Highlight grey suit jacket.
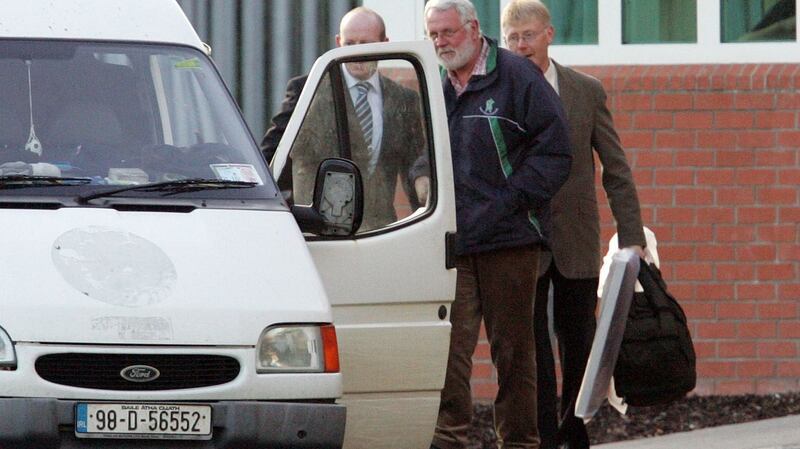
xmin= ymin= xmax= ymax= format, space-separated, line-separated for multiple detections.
xmin=539 ymin=61 xmax=645 ymax=279
xmin=291 ymin=73 xmax=425 ymax=232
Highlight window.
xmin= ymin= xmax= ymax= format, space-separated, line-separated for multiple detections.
xmin=721 ymin=0 xmax=796 ymax=42
xmin=622 ymin=0 xmax=697 ymax=44
xmin=288 ymin=58 xmax=431 ymax=234
xmin=542 ymin=0 xmax=598 ymax=45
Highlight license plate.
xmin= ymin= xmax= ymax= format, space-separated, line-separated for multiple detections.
xmin=75 ymin=403 xmax=212 ymax=440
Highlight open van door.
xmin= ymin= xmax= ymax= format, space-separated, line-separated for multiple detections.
xmin=272 ymin=41 xmax=456 ymax=449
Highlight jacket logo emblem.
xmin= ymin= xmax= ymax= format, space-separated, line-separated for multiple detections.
xmin=480 ymin=98 xmax=498 ymax=115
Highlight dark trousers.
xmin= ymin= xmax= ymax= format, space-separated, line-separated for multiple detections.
xmin=534 ymin=262 xmax=598 ymax=449
xmin=433 ymin=245 xmax=540 ymax=449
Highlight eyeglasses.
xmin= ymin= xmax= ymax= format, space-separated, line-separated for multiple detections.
xmin=426 ymin=22 xmax=469 ymax=41
xmin=505 ymin=29 xmax=544 ymax=46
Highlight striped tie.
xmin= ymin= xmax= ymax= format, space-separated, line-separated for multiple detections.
xmin=354 ymin=81 xmax=373 ymax=155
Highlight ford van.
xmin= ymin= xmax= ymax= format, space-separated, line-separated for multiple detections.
xmin=0 ymin=1 xmax=456 ymax=448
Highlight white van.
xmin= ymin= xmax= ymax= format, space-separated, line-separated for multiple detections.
xmin=0 ymin=1 xmax=456 ymax=448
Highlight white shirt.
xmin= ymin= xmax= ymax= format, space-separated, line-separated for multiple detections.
xmin=343 ymin=68 xmax=383 ymax=174
xmin=544 ymin=58 xmax=559 ymax=95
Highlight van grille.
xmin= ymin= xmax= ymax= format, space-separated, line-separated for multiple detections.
xmin=35 ymin=353 xmax=240 ymax=390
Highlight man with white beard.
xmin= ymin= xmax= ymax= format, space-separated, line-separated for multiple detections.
xmin=418 ymin=1 xmax=572 ymax=448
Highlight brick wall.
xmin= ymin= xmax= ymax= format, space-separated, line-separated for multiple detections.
xmin=470 ymin=63 xmax=800 ymax=400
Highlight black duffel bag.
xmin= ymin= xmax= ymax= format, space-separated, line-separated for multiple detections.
xmin=613 ymin=260 xmax=696 ymax=406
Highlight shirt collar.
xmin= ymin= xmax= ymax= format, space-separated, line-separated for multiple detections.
xmin=343 ymin=67 xmax=381 ymax=93
xmin=544 ymin=58 xmax=558 ymax=94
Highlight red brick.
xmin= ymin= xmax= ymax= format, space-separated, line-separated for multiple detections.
xmin=736 ymin=169 xmax=778 ymax=185
xmin=682 ymin=302 xmax=716 ymax=319
xmin=779 ymin=321 xmax=800 ymax=338
xmin=697 ymin=208 xmax=735 ymax=224
xmin=674 ymin=225 xmax=714 ymax=242
xmin=655 ymin=131 xmax=696 ymax=149
xmin=779 ymin=244 xmax=800 ymax=261
xmin=675 ymin=150 xmax=715 ymax=167
xmin=695 ymin=92 xmax=734 ymax=110
xmin=636 ymin=150 xmax=673 ymax=167
xmin=696 ymin=322 xmax=737 ymax=339
xmin=736 ymin=244 xmax=776 ymax=262
xmin=675 ymin=188 xmax=713 ymax=205
xmin=758 ymin=225 xmax=797 ymax=242
xmin=473 ymin=342 xmax=491 ymax=359
xmin=471 ymin=382 xmax=498 ymax=400
xmin=735 ymin=92 xmax=775 ymax=109
xmin=759 ymin=341 xmax=797 ymax=358
xmin=715 ymin=111 xmax=754 ymax=129
xmin=657 ymin=208 xmax=695 ymax=225
xmin=755 ymin=111 xmax=796 ymax=129
xmin=759 ymin=302 xmax=798 ymax=320
xmin=757 ymin=187 xmax=798 ymax=205
xmin=757 ymin=380 xmax=800 ymax=394
xmin=777 ymin=131 xmax=800 ymax=147
xmin=755 ymin=149 xmax=797 ymax=166
xmin=716 ymin=149 xmax=755 ymax=166
xmin=719 ymin=342 xmax=757 ymax=358
xmin=696 ymin=169 xmax=735 ymax=185
xmin=669 ymin=282 xmax=694 ymax=300
xmin=637 ymin=187 xmax=673 ymax=205
xmin=697 ymin=361 xmax=736 ymax=378
xmin=654 ymin=168 xmax=695 ymax=185
xmin=738 ymin=207 xmax=777 ymax=224
xmin=777 ymin=362 xmax=800 ymax=377
xmin=779 ymin=169 xmax=800 ymax=185
xmin=779 ymin=284 xmax=800 ymax=300
xmin=716 ymin=263 xmax=755 ymax=281
xmin=739 ymin=131 xmax=777 ymax=149
xmin=717 ymin=381 xmax=756 ymax=395
xmin=756 ymin=263 xmax=795 ymax=281
xmin=693 ymin=341 xmax=717 ymax=358
xmin=698 ymin=131 xmax=737 ymax=149
xmin=717 ymin=187 xmax=755 ymax=205
xmin=716 ymin=226 xmax=756 ymax=242
xmin=655 ymin=93 xmax=693 ymax=110
xmin=779 ymin=207 xmax=800 ymax=222
xmin=696 ymin=244 xmax=735 ymax=261
xmin=737 ymin=283 xmax=776 ymax=301
xmin=777 ymin=92 xmax=800 ymax=109
xmin=620 ymin=131 xmax=655 ymax=149
xmin=694 ymin=283 xmax=735 ymax=301
xmin=739 ymin=322 xmax=778 ymax=338
xmin=673 ymin=262 xmax=713 ymax=280
xmin=659 ymin=245 xmax=695 ymax=261
xmin=738 ymin=361 xmax=776 ymax=377
xmin=674 ymin=112 xmax=713 ymax=129
xmin=472 ymin=362 xmax=494 ymax=379
xmin=631 ymin=168 xmax=654 ymax=186
xmin=718 ymin=303 xmax=757 ymax=320
xmin=618 ymin=93 xmax=652 ymax=111
xmin=634 ymin=112 xmax=673 ymax=129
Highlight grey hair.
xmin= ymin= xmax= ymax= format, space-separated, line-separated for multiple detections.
xmin=424 ymin=0 xmax=482 ymax=34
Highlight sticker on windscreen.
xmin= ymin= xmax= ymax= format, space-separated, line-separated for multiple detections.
xmin=210 ymin=164 xmax=264 ymax=185
xmin=174 ymin=57 xmax=201 ymax=69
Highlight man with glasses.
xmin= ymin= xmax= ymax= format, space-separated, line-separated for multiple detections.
xmin=419 ymin=1 xmax=571 ymax=448
xmin=501 ymin=2 xmax=646 ymax=448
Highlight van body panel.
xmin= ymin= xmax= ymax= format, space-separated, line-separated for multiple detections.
xmin=0 ymin=208 xmax=330 ymax=346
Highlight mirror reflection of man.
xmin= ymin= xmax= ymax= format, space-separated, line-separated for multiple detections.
xmin=263 ymin=7 xmax=425 ymax=231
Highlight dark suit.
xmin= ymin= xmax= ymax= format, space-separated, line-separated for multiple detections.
xmin=290 ymin=73 xmax=425 ymax=231
xmin=260 ymin=75 xmax=307 ymax=193
xmin=535 ymin=61 xmax=646 ymax=449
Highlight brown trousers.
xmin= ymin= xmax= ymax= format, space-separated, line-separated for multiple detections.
xmin=433 ymin=244 xmax=541 ymax=449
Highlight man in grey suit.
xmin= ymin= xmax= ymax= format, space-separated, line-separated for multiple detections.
xmin=502 ymin=1 xmax=646 ymax=448
xmin=268 ymin=7 xmax=425 ymax=231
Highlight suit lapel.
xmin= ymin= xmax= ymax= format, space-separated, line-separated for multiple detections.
xmin=553 ymin=61 xmax=577 ymax=124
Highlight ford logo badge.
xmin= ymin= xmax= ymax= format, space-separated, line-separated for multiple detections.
xmin=120 ymin=365 xmax=161 ymax=383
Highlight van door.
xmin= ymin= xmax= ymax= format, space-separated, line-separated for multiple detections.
xmin=272 ymin=41 xmax=456 ymax=449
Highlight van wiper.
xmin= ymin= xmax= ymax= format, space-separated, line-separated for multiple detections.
xmin=76 ymin=178 xmax=258 ymax=204
xmin=0 ymin=174 xmax=93 ymax=188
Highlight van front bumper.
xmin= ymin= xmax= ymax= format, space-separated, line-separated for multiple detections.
xmin=0 ymin=398 xmax=345 ymax=448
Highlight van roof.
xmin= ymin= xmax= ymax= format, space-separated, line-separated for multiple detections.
xmin=0 ymin=0 xmax=204 ymax=50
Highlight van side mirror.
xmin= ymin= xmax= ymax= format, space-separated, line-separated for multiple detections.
xmin=291 ymin=158 xmax=363 ymax=236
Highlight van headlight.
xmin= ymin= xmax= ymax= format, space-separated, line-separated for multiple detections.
xmin=256 ymin=324 xmax=339 ymax=373
xmin=0 ymin=327 xmax=17 ymax=370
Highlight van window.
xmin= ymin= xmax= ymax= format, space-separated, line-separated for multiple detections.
xmin=287 ymin=58 xmax=432 ymax=234
xmin=0 ymin=41 xmax=276 ymax=202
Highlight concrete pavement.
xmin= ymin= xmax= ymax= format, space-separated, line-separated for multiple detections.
xmin=594 ymin=414 xmax=800 ymax=449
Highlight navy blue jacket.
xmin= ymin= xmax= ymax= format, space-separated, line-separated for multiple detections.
xmin=443 ymin=39 xmax=571 ymax=255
